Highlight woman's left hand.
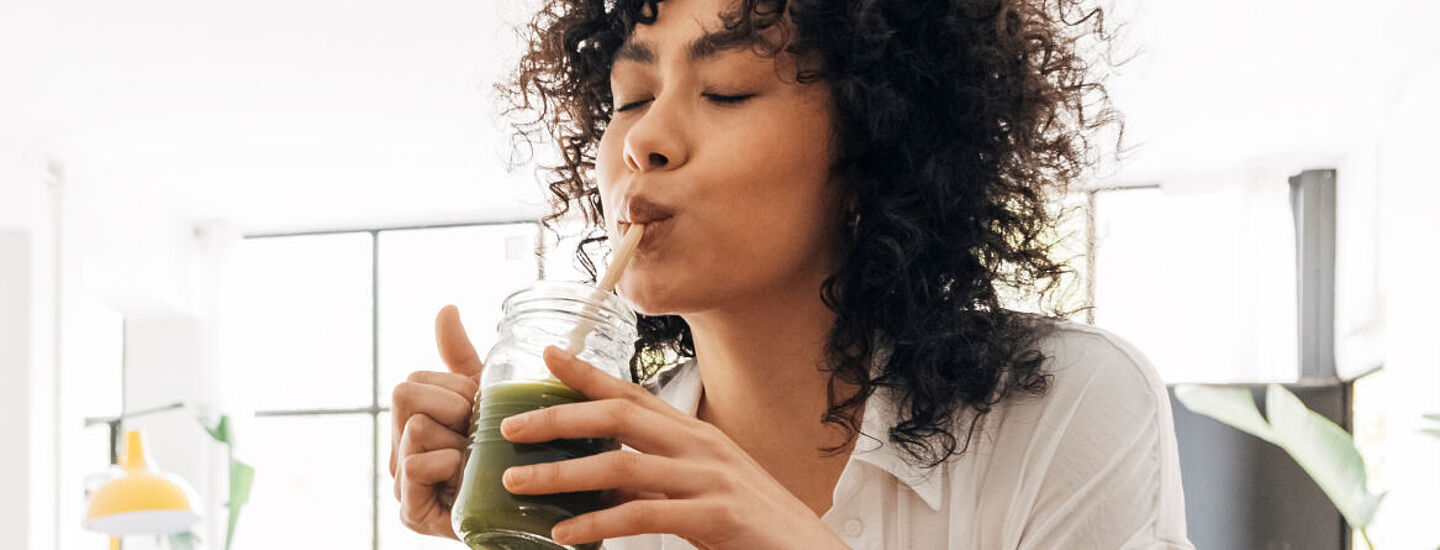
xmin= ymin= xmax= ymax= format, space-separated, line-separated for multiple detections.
xmin=498 ymin=346 xmax=850 ymax=550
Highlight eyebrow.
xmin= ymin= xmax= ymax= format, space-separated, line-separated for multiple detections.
xmin=614 ymin=30 xmax=761 ymax=64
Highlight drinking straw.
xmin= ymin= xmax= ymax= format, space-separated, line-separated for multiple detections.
xmin=563 ymin=224 xmax=645 ymax=355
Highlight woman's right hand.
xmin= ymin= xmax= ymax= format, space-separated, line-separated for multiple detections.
xmin=390 ymin=305 xmax=483 ymax=539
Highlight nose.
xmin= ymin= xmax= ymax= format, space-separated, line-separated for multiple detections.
xmin=622 ymin=96 xmax=689 ymax=173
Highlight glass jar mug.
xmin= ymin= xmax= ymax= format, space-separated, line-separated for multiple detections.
xmin=452 ymin=281 xmax=638 ymax=550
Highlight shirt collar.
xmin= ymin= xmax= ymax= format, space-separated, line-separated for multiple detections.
xmin=849 ymin=383 xmax=946 ymax=511
xmin=652 ymin=346 xmax=945 ymax=512
xmin=850 ymin=340 xmax=945 ymax=511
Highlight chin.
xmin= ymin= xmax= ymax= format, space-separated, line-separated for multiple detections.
xmin=617 ymin=279 xmax=681 ymax=317
xmin=617 ymin=267 xmax=703 ymax=317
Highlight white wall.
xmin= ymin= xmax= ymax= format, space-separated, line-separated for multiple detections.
xmin=0 ymin=153 xmax=59 ymax=550
xmin=0 ymin=229 xmax=39 ymax=550
xmin=1362 ymin=66 xmax=1440 ymax=550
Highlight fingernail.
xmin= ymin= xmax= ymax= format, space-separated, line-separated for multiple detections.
xmin=503 ymin=466 xmax=528 ymax=487
xmin=551 ymin=523 xmax=572 ymax=543
xmin=546 ymin=345 xmax=576 ymax=362
xmin=501 ymin=414 xmax=528 ymax=434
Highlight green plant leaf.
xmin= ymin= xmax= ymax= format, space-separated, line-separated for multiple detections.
xmin=226 ymin=459 xmax=255 ymax=550
xmin=1423 ymin=413 xmax=1440 ymax=422
xmin=202 ymin=415 xmax=233 ymax=446
xmin=1174 ymin=385 xmax=1278 ymax=444
xmin=167 ymin=531 xmax=199 ymax=550
xmin=1265 ymin=384 xmax=1384 ymax=529
xmin=1423 ymin=428 xmax=1440 ymax=440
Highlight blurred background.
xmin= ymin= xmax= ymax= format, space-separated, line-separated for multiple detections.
xmin=1 ymin=0 xmax=1436 ymax=548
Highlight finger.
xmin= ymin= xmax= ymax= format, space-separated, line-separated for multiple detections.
xmin=406 ymin=370 xmax=479 ymax=403
xmin=500 ymin=398 xmax=688 ymax=456
xmin=502 ymin=450 xmax=711 ymax=497
xmin=399 ymin=448 xmax=464 ymax=539
xmin=541 ymin=346 xmax=680 ymax=418
xmin=550 ymin=499 xmax=722 ymax=546
xmin=436 ymin=305 xmax=484 ymax=377
xmin=396 ymin=413 xmax=470 ymax=499
xmin=388 ymin=371 xmax=475 ymax=478
xmin=606 ymin=487 xmax=668 ymax=507
xmin=391 ymin=381 xmax=474 ymax=478
xmin=402 ymin=413 xmax=471 ymax=457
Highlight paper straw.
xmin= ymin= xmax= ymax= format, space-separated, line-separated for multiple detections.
xmin=564 ymin=224 xmax=645 ymax=355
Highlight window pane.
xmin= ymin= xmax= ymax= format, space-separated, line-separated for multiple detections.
xmin=1092 ymin=185 xmax=1298 ymax=383
xmin=377 ymin=412 xmax=462 ymax=549
xmin=378 ymin=224 xmax=537 ymax=406
xmin=233 ymin=415 xmax=373 ymax=550
xmin=227 ymin=233 xmax=373 ymax=410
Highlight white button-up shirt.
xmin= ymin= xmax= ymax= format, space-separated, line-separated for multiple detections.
xmin=605 ymin=322 xmax=1195 ymax=549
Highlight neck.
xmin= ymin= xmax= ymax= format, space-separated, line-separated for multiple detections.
xmin=686 ymin=280 xmax=840 ymax=437
xmin=681 ymin=273 xmax=861 ymax=514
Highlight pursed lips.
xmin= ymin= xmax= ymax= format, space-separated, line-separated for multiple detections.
xmin=619 ymin=196 xmax=675 ymax=225
xmin=618 ymin=197 xmax=677 ymax=252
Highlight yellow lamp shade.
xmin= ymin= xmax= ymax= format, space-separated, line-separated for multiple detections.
xmin=83 ymin=430 xmax=201 ymax=536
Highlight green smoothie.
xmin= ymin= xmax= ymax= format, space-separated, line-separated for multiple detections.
xmin=453 ymin=379 xmax=617 ymax=550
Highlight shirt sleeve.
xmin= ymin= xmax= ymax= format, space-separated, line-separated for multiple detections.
xmin=1011 ymin=330 xmax=1195 ymax=550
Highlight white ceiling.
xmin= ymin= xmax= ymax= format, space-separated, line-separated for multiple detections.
xmin=2 ymin=0 xmax=1436 ymax=233
xmin=1102 ymin=0 xmax=1437 ymax=183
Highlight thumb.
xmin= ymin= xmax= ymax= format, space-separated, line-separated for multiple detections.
xmin=435 ymin=305 xmax=483 ymax=378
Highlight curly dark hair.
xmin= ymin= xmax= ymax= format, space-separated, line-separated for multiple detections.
xmin=504 ymin=0 xmax=1119 ymax=468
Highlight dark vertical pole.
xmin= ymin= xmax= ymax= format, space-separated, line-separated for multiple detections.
xmin=1288 ymin=169 xmax=1348 ymax=548
xmin=108 ymin=420 xmax=120 ymax=465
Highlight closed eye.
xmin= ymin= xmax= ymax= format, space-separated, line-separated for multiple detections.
xmin=705 ymin=93 xmax=755 ymax=105
xmin=616 ymin=99 xmax=652 ymax=112
xmin=614 ymin=93 xmax=756 ymax=113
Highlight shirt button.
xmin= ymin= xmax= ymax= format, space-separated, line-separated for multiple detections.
xmin=842 ymin=518 xmax=864 ymax=537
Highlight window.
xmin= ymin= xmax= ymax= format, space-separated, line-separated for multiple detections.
xmin=1082 ymin=170 xmax=1303 ymax=384
xmin=223 ymin=223 xmax=539 ymax=550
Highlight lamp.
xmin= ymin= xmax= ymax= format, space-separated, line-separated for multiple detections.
xmin=83 ymin=430 xmax=201 ymax=546
xmin=84 ymin=402 xmax=252 ymax=550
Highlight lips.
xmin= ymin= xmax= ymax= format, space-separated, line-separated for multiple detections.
xmin=617 ymin=196 xmax=676 ymax=252
xmin=619 ymin=196 xmax=675 ymax=225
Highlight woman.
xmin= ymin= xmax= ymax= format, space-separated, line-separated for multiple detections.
xmin=391 ymin=0 xmax=1194 ymax=547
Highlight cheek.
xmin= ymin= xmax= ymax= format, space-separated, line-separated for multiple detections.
xmin=748 ymin=125 xmax=840 ymax=260
xmin=705 ymin=140 xmax=838 ymax=274
xmin=731 ymin=128 xmax=835 ymax=232
xmin=596 ymin=125 xmax=623 ymax=174
xmin=595 ymin=128 xmax=628 ymax=220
